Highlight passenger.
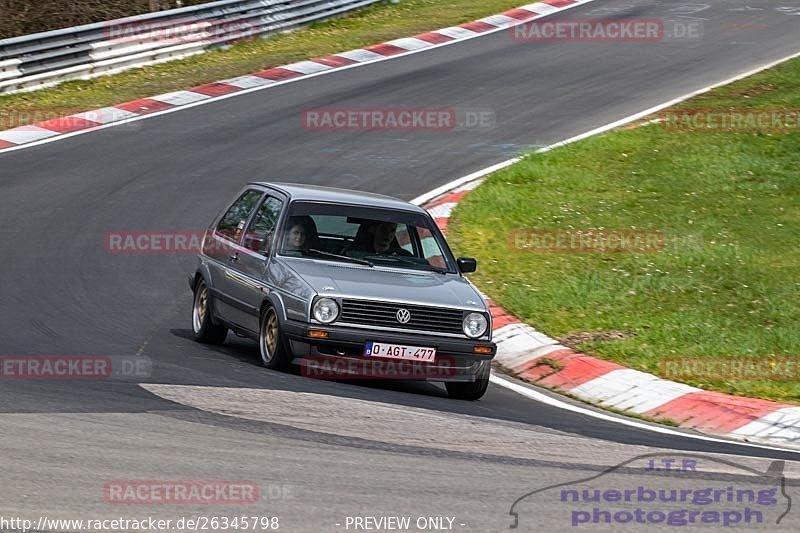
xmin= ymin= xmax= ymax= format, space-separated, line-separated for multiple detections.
xmin=283 ymin=216 xmax=317 ymax=252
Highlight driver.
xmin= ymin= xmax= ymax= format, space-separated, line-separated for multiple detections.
xmin=348 ymin=221 xmax=412 ymax=257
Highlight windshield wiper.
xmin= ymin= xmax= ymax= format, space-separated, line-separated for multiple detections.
xmin=303 ymin=248 xmax=373 ymax=267
xmin=364 ymin=255 xmax=448 ymax=273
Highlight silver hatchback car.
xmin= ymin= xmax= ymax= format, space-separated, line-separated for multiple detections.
xmin=189 ymin=183 xmax=496 ymax=399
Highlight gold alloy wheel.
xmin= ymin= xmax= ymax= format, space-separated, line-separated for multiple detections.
xmin=260 ymin=309 xmax=279 ymax=363
xmin=192 ymin=284 xmax=208 ymax=333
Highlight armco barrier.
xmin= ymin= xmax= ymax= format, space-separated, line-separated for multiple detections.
xmin=0 ymin=0 xmax=381 ymax=94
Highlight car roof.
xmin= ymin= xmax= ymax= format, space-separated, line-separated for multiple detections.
xmin=250 ymin=182 xmax=427 ymax=214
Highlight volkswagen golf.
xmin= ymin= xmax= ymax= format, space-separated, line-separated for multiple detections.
xmin=189 ymin=182 xmax=496 ymax=400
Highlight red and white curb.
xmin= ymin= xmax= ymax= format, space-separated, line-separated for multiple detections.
xmin=421 ymin=182 xmax=800 ymax=449
xmin=0 ymin=0 xmax=598 ymax=153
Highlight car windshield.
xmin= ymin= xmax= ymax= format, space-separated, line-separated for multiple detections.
xmin=279 ymin=201 xmax=454 ymax=273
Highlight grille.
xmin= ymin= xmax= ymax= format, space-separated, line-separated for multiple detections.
xmin=339 ymin=299 xmax=464 ymax=335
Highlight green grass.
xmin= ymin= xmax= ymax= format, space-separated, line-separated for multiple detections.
xmin=449 ymin=58 xmax=800 ymax=404
xmin=0 ymin=0 xmax=524 ymax=129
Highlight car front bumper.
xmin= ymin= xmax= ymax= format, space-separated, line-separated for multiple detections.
xmin=282 ymin=320 xmax=495 ymax=382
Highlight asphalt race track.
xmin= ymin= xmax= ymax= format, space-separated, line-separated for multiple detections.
xmin=2 ymin=0 xmax=800 ymax=531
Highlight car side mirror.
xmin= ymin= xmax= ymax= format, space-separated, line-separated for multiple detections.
xmin=457 ymin=257 xmax=477 ymax=274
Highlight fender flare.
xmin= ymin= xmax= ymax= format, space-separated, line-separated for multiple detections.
xmin=260 ymin=290 xmax=289 ymax=324
xmin=190 ymin=264 xmax=222 ymax=325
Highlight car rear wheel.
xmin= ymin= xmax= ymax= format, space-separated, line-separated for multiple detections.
xmin=445 ymin=361 xmax=490 ymax=400
xmin=259 ymin=306 xmax=290 ymax=370
xmin=192 ymin=280 xmax=227 ymax=344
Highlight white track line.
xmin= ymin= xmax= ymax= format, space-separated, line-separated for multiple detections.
xmin=411 ymin=158 xmax=520 ymax=205
xmin=489 ymin=374 xmax=800 ymax=454
xmin=411 ymin=49 xmax=800 ymax=206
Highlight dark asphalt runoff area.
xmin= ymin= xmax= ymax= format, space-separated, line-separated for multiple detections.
xmin=1 ymin=0 xmax=800 ymax=531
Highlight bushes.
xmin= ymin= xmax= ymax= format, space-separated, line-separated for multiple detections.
xmin=0 ymin=0 xmax=214 ymax=39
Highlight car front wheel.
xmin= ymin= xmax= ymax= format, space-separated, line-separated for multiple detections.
xmin=445 ymin=361 xmax=490 ymax=400
xmin=259 ymin=306 xmax=290 ymax=370
xmin=192 ymin=280 xmax=227 ymax=344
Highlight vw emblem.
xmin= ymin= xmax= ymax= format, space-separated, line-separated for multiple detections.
xmin=396 ymin=308 xmax=411 ymax=324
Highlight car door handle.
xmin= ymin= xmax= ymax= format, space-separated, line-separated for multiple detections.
xmin=229 ymin=252 xmax=239 ymax=262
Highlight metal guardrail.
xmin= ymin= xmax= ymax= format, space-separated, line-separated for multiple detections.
xmin=0 ymin=0 xmax=382 ymax=94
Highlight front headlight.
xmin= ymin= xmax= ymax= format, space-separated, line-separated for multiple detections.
xmin=312 ymin=297 xmax=339 ymax=324
xmin=463 ymin=312 xmax=488 ymax=338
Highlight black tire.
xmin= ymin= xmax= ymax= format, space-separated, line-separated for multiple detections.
xmin=445 ymin=361 xmax=490 ymax=400
xmin=191 ymin=279 xmax=228 ymax=344
xmin=259 ymin=306 xmax=290 ymax=370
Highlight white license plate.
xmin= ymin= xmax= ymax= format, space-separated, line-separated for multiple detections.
xmin=364 ymin=342 xmax=436 ymax=362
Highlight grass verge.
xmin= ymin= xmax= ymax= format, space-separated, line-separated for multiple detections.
xmin=0 ymin=0 xmax=524 ymax=129
xmin=449 ymin=57 xmax=800 ymax=404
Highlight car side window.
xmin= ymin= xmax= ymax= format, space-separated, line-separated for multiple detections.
xmin=243 ymin=196 xmax=283 ymax=255
xmin=216 ymin=190 xmax=263 ymax=242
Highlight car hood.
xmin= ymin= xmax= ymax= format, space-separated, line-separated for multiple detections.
xmin=278 ymin=257 xmax=486 ymax=312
